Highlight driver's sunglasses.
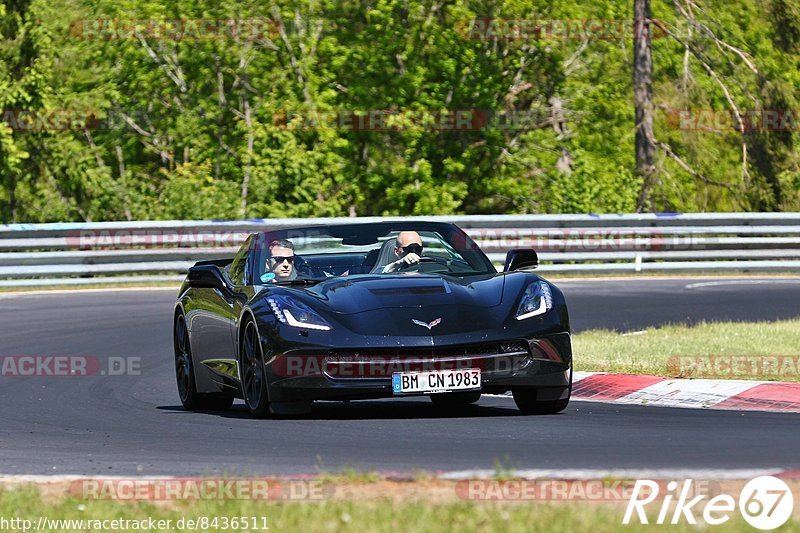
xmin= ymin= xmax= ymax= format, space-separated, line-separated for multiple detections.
xmin=401 ymin=243 xmax=423 ymax=255
xmin=270 ymin=255 xmax=295 ymax=264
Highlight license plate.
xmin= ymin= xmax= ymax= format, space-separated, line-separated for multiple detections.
xmin=392 ymin=368 xmax=481 ymax=394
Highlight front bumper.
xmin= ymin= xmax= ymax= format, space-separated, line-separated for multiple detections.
xmin=264 ymin=332 xmax=571 ymax=402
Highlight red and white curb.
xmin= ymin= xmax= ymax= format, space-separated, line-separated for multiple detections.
xmin=569 ymin=371 xmax=800 ymax=413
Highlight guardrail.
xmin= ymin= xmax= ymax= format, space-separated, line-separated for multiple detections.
xmin=1 ymin=213 xmax=799 ymax=286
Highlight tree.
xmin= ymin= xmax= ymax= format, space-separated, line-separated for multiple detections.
xmin=633 ymin=0 xmax=657 ymax=212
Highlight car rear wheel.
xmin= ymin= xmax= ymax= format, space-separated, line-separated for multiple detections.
xmin=429 ymin=391 xmax=481 ymax=408
xmin=512 ymin=389 xmax=569 ymax=415
xmin=240 ymin=319 xmax=270 ymax=418
xmin=174 ymin=314 xmax=233 ymax=411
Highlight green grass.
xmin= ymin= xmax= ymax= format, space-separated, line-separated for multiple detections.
xmin=316 ymin=468 xmax=382 ymax=484
xmin=574 ymin=319 xmax=800 ymax=381
xmin=2 ymin=486 xmax=798 ymax=533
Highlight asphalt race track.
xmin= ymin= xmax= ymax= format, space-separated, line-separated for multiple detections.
xmin=1 ymin=277 xmax=800 ymax=476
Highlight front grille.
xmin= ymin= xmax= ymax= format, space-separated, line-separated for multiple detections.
xmin=315 ymin=341 xmax=531 ymax=379
xmin=328 ymin=341 xmax=529 ymax=359
xmin=271 ymin=339 xmax=568 ymax=381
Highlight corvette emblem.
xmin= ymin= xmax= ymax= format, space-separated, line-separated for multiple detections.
xmin=412 ymin=318 xmax=442 ymax=330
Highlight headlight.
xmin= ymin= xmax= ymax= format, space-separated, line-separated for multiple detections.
xmin=515 ymin=281 xmax=553 ymax=320
xmin=267 ymin=295 xmax=332 ymax=331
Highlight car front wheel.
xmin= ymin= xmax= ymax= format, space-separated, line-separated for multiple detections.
xmin=240 ymin=319 xmax=270 ymax=418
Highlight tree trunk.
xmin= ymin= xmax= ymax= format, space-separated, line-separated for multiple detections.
xmin=633 ymin=0 xmax=657 ymax=212
xmin=239 ymin=73 xmax=254 ymax=219
xmin=10 ymin=173 xmax=17 ymax=223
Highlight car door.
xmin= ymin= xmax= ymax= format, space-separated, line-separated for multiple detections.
xmin=188 ymin=238 xmax=252 ymax=393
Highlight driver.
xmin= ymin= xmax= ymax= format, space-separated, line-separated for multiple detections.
xmin=382 ymin=231 xmax=423 ymax=273
xmin=263 ymin=239 xmax=297 ymax=282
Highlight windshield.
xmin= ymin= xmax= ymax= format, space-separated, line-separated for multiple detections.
xmin=251 ymin=223 xmax=495 ymax=284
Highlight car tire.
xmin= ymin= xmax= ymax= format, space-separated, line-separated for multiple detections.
xmin=174 ymin=314 xmax=234 ymax=411
xmin=429 ymin=391 xmax=481 ymax=408
xmin=512 ymin=389 xmax=569 ymax=415
xmin=240 ymin=319 xmax=271 ymax=418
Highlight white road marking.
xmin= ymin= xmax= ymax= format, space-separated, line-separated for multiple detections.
xmin=615 ymin=379 xmax=762 ymax=409
xmin=621 ymin=330 xmax=647 ymax=336
xmin=685 ymin=279 xmax=800 ymax=289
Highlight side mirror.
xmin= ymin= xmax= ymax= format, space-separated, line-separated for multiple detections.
xmin=187 ymin=264 xmax=227 ymax=290
xmin=504 ymin=249 xmax=539 ymax=272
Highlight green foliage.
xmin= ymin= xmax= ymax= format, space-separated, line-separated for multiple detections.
xmin=1 ymin=0 xmax=798 ymax=222
xmin=575 ymin=319 xmax=800 ymax=380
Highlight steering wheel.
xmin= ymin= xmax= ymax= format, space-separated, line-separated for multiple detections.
xmin=396 ymin=256 xmax=451 ymax=271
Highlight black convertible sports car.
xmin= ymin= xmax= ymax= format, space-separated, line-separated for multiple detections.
xmin=173 ymin=221 xmax=571 ymax=417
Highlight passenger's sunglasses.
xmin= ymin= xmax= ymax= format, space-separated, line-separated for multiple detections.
xmin=270 ymin=255 xmax=295 ymax=264
xmin=400 ymin=243 xmax=423 ymax=255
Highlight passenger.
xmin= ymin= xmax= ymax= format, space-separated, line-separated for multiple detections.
xmin=383 ymin=231 xmax=424 ymax=273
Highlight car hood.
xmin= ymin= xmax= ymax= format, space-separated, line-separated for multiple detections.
xmin=298 ymin=274 xmax=505 ymax=314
